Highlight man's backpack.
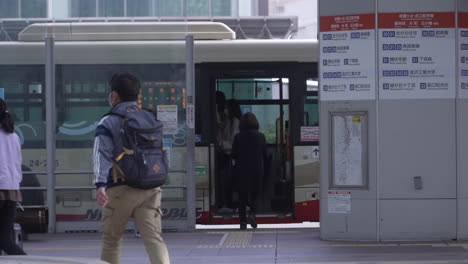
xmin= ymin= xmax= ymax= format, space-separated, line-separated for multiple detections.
xmin=108 ymin=106 xmax=168 ymax=189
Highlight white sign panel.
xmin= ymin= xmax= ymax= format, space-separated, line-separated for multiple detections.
xmin=319 ymin=14 xmax=376 ymax=101
xmin=157 ymin=105 xmax=178 ymax=135
xmin=460 ymin=13 xmax=468 ymax=99
xmin=332 ymin=114 xmax=364 ymax=186
xmin=300 ymin=126 xmax=319 ymax=141
xmin=328 ymin=191 xmax=351 ymax=214
xmin=379 ymin=12 xmax=456 ymax=99
xmin=186 ymin=104 xmax=195 ymax=129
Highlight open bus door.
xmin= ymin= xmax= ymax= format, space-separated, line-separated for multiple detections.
xmin=211 ymin=78 xmax=295 ymax=224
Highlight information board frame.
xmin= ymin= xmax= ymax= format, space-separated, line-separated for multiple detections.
xmin=330 ymin=111 xmax=368 ymax=189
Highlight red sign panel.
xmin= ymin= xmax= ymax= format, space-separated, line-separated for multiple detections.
xmin=379 ymin=12 xmax=455 ymax=29
xmin=320 ymin=13 xmax=375 ymax=32
xmin=460 ymin=12 xmax=468 ymax=28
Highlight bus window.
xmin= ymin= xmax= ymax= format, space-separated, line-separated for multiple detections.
xmin=216 ymin=79 xmax=289 ymax=100
xmin=303 ymin=78 xmax=319 ymax=127
xmin=304 ymin=96 xmax=318 ymax=126
xmin=242 ymin=104 xmax=289 ymax=144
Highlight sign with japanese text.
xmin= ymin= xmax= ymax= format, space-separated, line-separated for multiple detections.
xmin=328 ymin=191 xmax=351 ymax=214
xmin=319 ymin=14 xmax=376 ymax=101
xmin=300 ymin=126 xmax=319 ymax=141
xmin=459 ymin=12 xmax=468 ymax=99
xmin=157 ymin=105 xmax=178 ymax=135
xmin=379 ymin=12 xmax=456 ymax=99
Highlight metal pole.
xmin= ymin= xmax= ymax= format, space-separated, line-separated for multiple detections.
xmin=208 ymin=0 xmax=212 ymax=17
xmin=47 ymin=0 xmax=53 ymax=18
xmin=45 ymin=37 xmax=56 ymax=233
xmin=185 ymin=35 xmax=196 ymax=231
xmin=181 ymin=0 xmax=185 ymax=16
xmin=375 ymin=0 xmax=380 ymax=242
xmin=455 ymin=0 xmax=460 ymax=241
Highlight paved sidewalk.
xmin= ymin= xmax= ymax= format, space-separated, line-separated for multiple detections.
xmin=7 ymin=228 xmax=468 ymax=264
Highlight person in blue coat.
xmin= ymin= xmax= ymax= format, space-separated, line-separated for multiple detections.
xmin=231 ymin=112 xmax=267 ymax=230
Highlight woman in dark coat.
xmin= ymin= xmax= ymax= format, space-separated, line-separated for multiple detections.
xmin=231 ymin=112 xmax=267 ymax=230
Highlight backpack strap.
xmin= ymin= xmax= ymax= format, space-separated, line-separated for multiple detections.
xmin=104 ymin=111 xmax=130 ymax=183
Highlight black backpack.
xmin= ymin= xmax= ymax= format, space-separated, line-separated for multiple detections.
xmin=108 ymin=106 xmax=168 ymax=189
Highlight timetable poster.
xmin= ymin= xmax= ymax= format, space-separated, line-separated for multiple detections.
xmin=460 ymin=12 xmax=468 ymax=99
xmin=378 ymin=12 xmax=456 ymax=99
xmin=319 ymin=14 xmax=376 ymax=101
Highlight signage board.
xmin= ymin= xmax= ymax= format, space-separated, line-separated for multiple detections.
xmin=320 ymin=14 xmax=377 ymax=101
xmin=300 ymin=126 xmax=320 ymax=141
xmin=328 ymin=191 xmax=351 ymax=214
xmin=459 ymin=12 xmax=468 ymax=99
xmin=157 ymin=105 xmax=178 ymax=135
xmin=379 ymin=12 xmax=456 ymax=99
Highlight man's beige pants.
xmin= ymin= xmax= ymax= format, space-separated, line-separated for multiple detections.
xmin=101 ymin=185 xmax=169 ymax=264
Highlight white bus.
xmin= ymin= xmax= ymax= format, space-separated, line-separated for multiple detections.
xmin=0 ymin=22 xmax=319 ymax=231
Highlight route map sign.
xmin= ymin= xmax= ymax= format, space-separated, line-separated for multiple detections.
xmin=460 ymin=12 xmax=468 ymax=99
xmin=379 ymin=12 xmax=456 ymax=99
xmin=319 ymin=14 xmax=376 ymax=101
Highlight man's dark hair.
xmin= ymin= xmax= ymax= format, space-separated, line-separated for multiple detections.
xmin=239 ymin=112 xmax=259 ymax=131
xmin=109 ymin=72 xmax=141 ymax=102
xmin=0 ymin=98 xmax=14 ymax=133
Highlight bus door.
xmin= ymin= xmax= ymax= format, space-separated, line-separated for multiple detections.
xmin=213 ymin=78 xmax=293 ymax=222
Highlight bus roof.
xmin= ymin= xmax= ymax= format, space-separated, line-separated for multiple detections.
xmin=19 ymin=22 xmax=236 ymax=42
xmin=0 ymin=39 xmax=318 ymax=64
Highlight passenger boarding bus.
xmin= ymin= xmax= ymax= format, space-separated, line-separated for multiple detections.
xmin=0 ymin=22 xmax=319 ymax=231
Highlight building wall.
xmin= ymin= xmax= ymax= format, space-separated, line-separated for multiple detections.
xmin=0 ymin=0 xmax=262 ymax=19
xmin=269 ymin=0 xmax=318 ymax=39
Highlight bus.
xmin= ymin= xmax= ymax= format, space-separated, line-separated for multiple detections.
xmin=0 ymin=22 xmax=319 ymax=231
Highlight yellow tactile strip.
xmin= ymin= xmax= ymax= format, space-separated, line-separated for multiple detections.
xmin=195 ymin=231 xmax=280 ymax=248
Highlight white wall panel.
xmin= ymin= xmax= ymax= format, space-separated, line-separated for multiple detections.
xmin=380 ymin=199 xmax=456 ymax=240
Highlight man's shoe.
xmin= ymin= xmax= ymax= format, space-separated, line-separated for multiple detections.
xmin=248 ymin=214 xmax=257 ymax=229
xmin=240 ymin=222 xmax=247 ymax=230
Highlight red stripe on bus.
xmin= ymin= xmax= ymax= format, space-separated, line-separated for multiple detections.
xmin=295 ymin=200 xmax=320 ymax=222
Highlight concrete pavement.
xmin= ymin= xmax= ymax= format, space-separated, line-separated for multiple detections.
xmin=3 ymin=227 xmax=468 ymax=264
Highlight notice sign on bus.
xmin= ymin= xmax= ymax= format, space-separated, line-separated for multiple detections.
xmin=301 ymin=126 xmax=319 ymax=141
xmin=157 ymin=105 xmax=178 ymax=135
xmin=328 ymin=191 xmax=351 ymax=214
xmin=319 ymin=13 xmax=376 ymax=101
xmin=379 ymin=12 xmax=456 ymax=99
xmin=459 ymin=12 xmax=468 ymax=99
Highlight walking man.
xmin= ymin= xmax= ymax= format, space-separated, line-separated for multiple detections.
xmin=93 ymin=72 xmax=170 ymax=264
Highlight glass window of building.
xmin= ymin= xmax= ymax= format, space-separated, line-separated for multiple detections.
xmin=127 ymin=0 xmax=152 ymax=16
xmin=99 ymin=0 xmax=124 ymax=17
xmin=186 ymin=0 xmax=209 ymax=16
xmin=21 ymin=0 xmax=47 ymax=18
xmin=71 ymin=0 xmax=97 ymax=17
xmin=0 ymin=0 xmax=19 ymax=18
xmin=156 ymin=0 xmax=182 ymax=16
xmin=212 ymin=0 xmax=231 ymax=16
